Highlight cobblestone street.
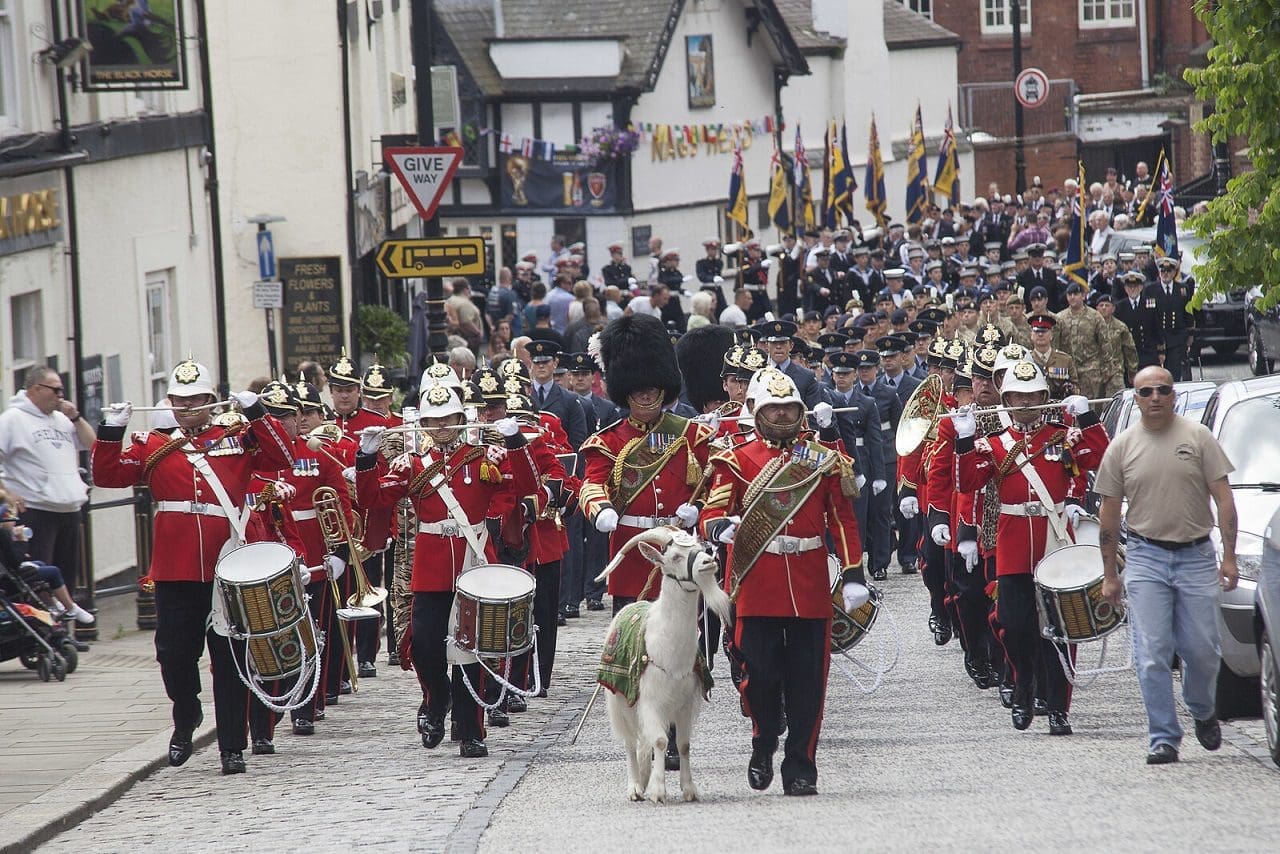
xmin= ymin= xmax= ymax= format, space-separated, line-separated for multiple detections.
xmin=35 ymin=555 xmax=1280 ymax=853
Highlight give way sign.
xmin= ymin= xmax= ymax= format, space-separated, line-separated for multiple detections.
xmin=384 ymin=146 xmax=464 ymax=221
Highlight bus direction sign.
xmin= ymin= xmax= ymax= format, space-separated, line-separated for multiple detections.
xmin=375 ymin=237 xmax=485 ymax=278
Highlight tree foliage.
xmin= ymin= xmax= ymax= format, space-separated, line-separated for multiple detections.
xmin=1184 ymin=0 xmax=1280 ymax=308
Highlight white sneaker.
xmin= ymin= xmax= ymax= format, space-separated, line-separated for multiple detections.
xmin=65 ymin=605 xmax=96 ymax=625
xmin=48 ymin=600 xmax=66 ymax=616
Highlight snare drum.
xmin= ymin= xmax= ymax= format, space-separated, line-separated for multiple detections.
xmin=1034 ymin=544 xmax=1125 ymax=643
xmin=828 ymin=555 xmax=880 ymax=652
xmin=1071 ymin=514 xmax=1125 ymax=570
xmin=453 ymin=564 xmax=536 ymax=658
xmin=247 ymin=618 xmax=319 ymax=680
xmin=214 ymin=542 xmax=307 ymax=636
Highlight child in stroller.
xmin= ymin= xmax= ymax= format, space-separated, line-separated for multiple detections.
xmin=0 ymin=560 xmax=78 ymax=680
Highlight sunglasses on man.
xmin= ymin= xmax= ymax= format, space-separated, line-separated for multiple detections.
xmin=1134 ymin=384 xmax=1174 ymax=398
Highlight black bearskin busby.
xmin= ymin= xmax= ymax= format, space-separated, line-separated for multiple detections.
xmin=597 ymin=314 xmax=682 ymax=409
xmin=676 ymin=324 xmax=734 ymax=413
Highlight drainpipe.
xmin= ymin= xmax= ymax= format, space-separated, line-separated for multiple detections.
xmin=1137 ymin=0 xmax=1150 ymax=89
xmin=194 ymin=0 xmax=230 ymax=394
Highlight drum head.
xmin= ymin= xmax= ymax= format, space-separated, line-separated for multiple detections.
xmin=827 ymin=555 xmax=839 ymax=592
xmin=1034 ymin=545 xmax=1104 ymax=590
xmin=456 ymin=564 xmax=535 ymax=599
xmin=216 ymin=542 xmax=296 ymax=582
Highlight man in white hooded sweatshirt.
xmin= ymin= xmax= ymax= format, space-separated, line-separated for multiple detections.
xmin=0 ymin=366 xmax=96 ymax=599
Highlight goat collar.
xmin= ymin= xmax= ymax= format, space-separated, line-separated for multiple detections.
xmin=662 ymin=547 xmax=702 ymax=592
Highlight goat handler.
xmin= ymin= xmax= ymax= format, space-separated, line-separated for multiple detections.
xmin=700 ymin=368 xmax=866 ymax=797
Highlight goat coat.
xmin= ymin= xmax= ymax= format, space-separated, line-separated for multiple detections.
xmin=598 ymin=601 xmax=713 ymax=705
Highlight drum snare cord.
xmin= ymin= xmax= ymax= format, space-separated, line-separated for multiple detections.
xmin=830 ymin=596 xmax=902 ymax=695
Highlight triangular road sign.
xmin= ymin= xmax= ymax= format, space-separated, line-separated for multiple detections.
xmin=384 ymin=146 xmax=464 ymax=221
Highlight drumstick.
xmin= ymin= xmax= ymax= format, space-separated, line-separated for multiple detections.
xmin=305 ymin=435 xmax=352 ymax=469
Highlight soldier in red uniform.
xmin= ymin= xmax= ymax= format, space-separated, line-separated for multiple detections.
xmin=955 ymin=360 xmax=1108 ymax=735
xmin=91 ymin=360 xmax=293 ymax=775
xmin=328 ymin=349 xmax=389 ymax=442
xmin=700 ymin=369 xmax=864 ymax=797
xmin=578 ymin=315 xmax=714 ymax=615
xmin=355 ymin=362 xmax=400 ymax=675
xmin=355 ymin=368 xmax=538 ymax=758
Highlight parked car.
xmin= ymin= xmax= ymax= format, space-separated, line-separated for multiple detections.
xmin=1255 ymin=505 xmax=1280 ymax=765
xmin=1200 ymin=376 xmax=1280 ymax=718
xmin=1246 ymin=287 xmax=1280 ymax=376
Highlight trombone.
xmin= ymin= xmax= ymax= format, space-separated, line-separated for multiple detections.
xmin=314 ymin=486 xmax=389 ymax=613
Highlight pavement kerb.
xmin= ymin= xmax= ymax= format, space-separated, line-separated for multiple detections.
xmin=0 ymin=721 xmax=217 ymax=854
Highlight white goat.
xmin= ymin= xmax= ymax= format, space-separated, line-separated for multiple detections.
xmin=595 ymin=527 xmax=731 ymax=804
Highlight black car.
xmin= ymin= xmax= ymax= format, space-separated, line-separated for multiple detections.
xmin=1246 ymin=289 xmax=1280 ymax=376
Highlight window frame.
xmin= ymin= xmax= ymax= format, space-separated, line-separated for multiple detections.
xmin=0 ymin=0 xmax=17 ymax=127
xmin=10 ymin=290 xmax=44 ymax=394
xmin=902 ymin=0 xmax=933 ymax=20
xmin=980 ymin=0 xmax=1031 ymax=35
xmin=144 ymin=270 xmax=175 ymax=404
xmin=1079 ymin=0 xmax=1135 ymax=29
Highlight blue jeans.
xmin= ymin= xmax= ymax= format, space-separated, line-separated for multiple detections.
xmin=1124 ymin=537 xmax=1221 ymax=750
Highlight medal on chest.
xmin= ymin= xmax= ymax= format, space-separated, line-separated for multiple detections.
xmin=204 ymin=435 xmax=243 ymax=457
xmin=292 ymin=457 xmax=320 ymax=477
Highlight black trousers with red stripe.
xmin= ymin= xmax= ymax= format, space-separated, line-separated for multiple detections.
xmin=995 ymin=574 xmax=1071 ymax=713
xmin=411 ymin=591 xmax=484 ymax=741
xmin=289 ymin=579 xmax=337 ymax=722
xmin=735 ymin=616 xmax=830 ymax=787
xmin=509 ymin=560 xmax=561 ymax=692
xmin=947 ymin=550 xmax=995 ymax=667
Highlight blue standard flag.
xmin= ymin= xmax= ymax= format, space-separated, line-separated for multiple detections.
xmin=865 ymin=116 xmax=887 ymax=229
xmin=904 ymin=105 xmax=929 ymax=223
xmin=1063 ymin=162 xmax=1088 ymax=288
xmin=1154 ymin=154 xmax=1179 ymax=259
xmin=726 ymin=143 xmax=749 ymax=233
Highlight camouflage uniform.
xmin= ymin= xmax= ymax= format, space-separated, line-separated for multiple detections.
xmin=1053 ymin=305 xmax=1109 ymax=398
xmin=1099 ymin=314 xmax=1138 ymax=391
xmin=1029 ymin=347 xmax=1077 ymax=399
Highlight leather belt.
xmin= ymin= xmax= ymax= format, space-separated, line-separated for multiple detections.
xmin=291 ymin=508 xmax=318 ymax=521
xmin=880 ymin=421 xmax=891 ymax=431
xmin=619 ymin=514 xmax=678 ymax=528
xmin=418 ymin=520 xmax=485 ymax=538
xmin=155 ymin=500 xmax=228 ymax=518
xmin=999 ymin=501 xmax=1064 ymax=517
xmin=1128 ymin=531 xmax=1212 ymax=551
xmin=764 ymin=535 xmax=824 ymax=555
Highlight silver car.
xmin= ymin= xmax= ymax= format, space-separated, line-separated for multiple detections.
xmin=1257 ymin=507 xmax=1280 ymax=766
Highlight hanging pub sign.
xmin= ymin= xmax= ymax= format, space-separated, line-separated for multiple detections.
xmin=77 ymin=0 xmax=188 ymax=91
xmin=499 ymin=152 xmax=620 ymax=215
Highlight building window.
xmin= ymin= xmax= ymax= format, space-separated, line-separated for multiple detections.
xmin=1080 ymin=0 xmax=1134 ymax=27
xmin=981 ymin=0 xmax=1031 ymax=34
xmin=145 ymin=270 xmax=175 ymax=404
xmin=10 ymin=291 xmax=43 ymax=394
xmin=0 ymin=0 xmax=15 ymax=125
xmin=901 ymin=0 xmax=933 ymax=19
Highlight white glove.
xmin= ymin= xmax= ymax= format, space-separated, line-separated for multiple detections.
xmin=104 ymin=402 xmax=133 ymax=427
xmin=872 ymin=479 xmax=887 ymax=495
xmin=595 ymin=508 xmax=619 ymax=533
xmin=359 ymin=426 xmax=385 ymax=455
xmin=1065 ymin=504 xmax=1089 ymax=526
xmin=856 ymin=474 xmax=867 ymax=491
xmin=761 ymin=259 xmax=773 ymax=269
xmin=952 ymin=405 xmax=977 ymax=439
xmin=931 ymin=523 xmax=951 ymax=546
xmin=342 ymin=466 xmax=356 ymax=485
xmin=231 ymin=390 xmax=259 ymax=410
xmin=675 ymin=503 xmax=699 ymax=528
xmin=713 ymin=276 xmax=725 ymax=284
xmin=814 ymin=402 xmax=834 ymax=429
xmin=717 ymin=516 xmax=740 ymax=544
xmin=1062 ymin=395 xmax=1090 ymax=416
xmin=298 ymin=565 xmax=313 ymax=585
xmin=705 ymin=411 xmax=722 ymax=433
xmin=494 ymin=417 xmax=521 ymax=437
xmin=899 ymin=496 xmax=919 ymax=519
xmin=324 ymin=554 xmax=346 ymax=581
xmin=957 ymin=540 xmax=979 ymax=571
xmin=842 ymin=582 xmax=871 ymax=612
xmin=272 ymin=480 xmax=297 ymax=502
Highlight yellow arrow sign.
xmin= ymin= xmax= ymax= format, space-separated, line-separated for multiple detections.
xmin=376 ymin=237 xmax=485 ymax=278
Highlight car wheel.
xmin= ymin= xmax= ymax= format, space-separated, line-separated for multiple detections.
xmin=1216 ymin=658 xmax=1262 ymax=720
xmin=1261 ymin=627 xmax=1280 ymax=767
xmin=1250 ymin=326 xmax=1268 ymax=376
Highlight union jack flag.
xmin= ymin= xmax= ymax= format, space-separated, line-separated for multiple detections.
xmin=1154 ymin=154 xmax=1179 ymax=259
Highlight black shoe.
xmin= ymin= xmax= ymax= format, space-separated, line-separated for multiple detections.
xmin=1033 ymin=698 xmax=1049 ymax=717
xmin=1011 ymin=705 xmax=1033 ymax=731
xmin=586 ymin=599 xmax=605 ymax=611
xmin=315 ymin=709 xmax=326 ymax=721
xmin=339 ymin=680 xmax=353 ymax=695
xmin=488 ymin=707 xmax=510 ymax=728
xmin=450 ymin=720 xmax=462 ymax=742
xmin=220 ymin=750 xmax=246 ymax=775
xmin=1147 ymin=743 xmax=1179 ymax=765
xmin=900 ymin=560 xmax=918 ymax=575
xmin=562 ymin=606 xmax=581 ymax=619
xmin=871 ymin=567 xmax=888 ymax=582
xmin=325 ymin=694 xmax=338 ymax=706
xmin=358 ymin=662 xmax=377 ymax=678
xmin=1048 ymin=712 xmax=1072 ymax=736
xmin=168 ymin=730 xmax=194 ymax=767
xmin=507 ymin=694 xmax=528 ymax=713
xmin=784 ymin=778 xmax=818 ymax=796
xmin=388 ymin=651 xmax=400 ymax=667
xmin=556 ymin=613 xmax=567 ymax=626
xmin=999 ymin=681 xmax=1014 ymax=708
xmin=459 ymin=738 xmax=488 ymax=758
xmin=929 ymin=614 xmax=952 ymax=646
xmin=747 ymin=749 xmax=774 ymax=791
xmin=251 ymin=738 xmax=275 ymax=755
xmin=420 ymin=716 xmax=446 ymax=749
xmin=292 ymin=719 xmax=315 ymax=736
xmin=536 ymin=689 xmax=547 ymax=698
xmin=981 ymin=664 xmax=1002 ymax=690
xmin=1194 ymin=717 xmax=1222 ymax=751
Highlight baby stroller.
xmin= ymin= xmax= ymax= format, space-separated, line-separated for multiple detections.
xmin=0 ymin=562 xmax=77 ymax=681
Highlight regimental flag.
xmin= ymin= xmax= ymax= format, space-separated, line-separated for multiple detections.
xmin=904 ymin=104 xmax=929 ymax=224
xmin=865 ymin=116 xmax=887 ymax=229
xmin=825 ymin=120 xmax=855 ymax=228
xmin=768 ymin=142 xmax=791 ymax=232
xmin=1063 ymin=162 xmax=1089 ymax=288
xmin=837 ymin=119 xmax=857 ymax=225
xmin=1153 ymin=152 xmax=1180 ymax=259
xmin=726 ymin=143 xmax=750 ymax=233
xmin=932 ymin=103 xmax=960 ymax=205
xmin=794 ymin=123 xmax=816 ymax=229
xmin=822 ymin=123 xmax=835 ymax=228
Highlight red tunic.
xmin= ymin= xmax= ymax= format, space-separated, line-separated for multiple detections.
xmin=334 ymin=407 xmax=388 ymax=442
xmin=580 ymin=414 xmax=713 ymax=599
xmin=956 ymin=415 xmax=1109 ymax=576
xmin=91 ymin=414 xmax=294 ymax=582
xmin=355 ymin=440 xmax=538 ymax=592
xmin=701 ymin=434 xmax=862 ymax=619
xmin=521 ymin=430 xmax=580 ymax=564
xmin=250 ymin=436 xmax=354 ymax=568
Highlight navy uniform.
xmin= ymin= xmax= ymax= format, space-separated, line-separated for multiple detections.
xmin=876 ymin=336 xmax=922 ymax=574
xmin=1145 ymin=256 xmax=1195 ymax=381
xmin=695 ymin=238 xmax=730 ymax=319
xmin=1114 ymin=271 xmax=1160 ymax=369
xmin=852 ymin=348 xmax=902 ymax=577
xmin=565 ymin=353 xmax=619 ymax=612
xmin=600 ymin=242 xmax=635 ymax=290
xmin=825 ymin=352 xmax=886 ymax=574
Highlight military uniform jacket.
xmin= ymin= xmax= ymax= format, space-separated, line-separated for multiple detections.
xmin=741 ymin=262 xmax=774 ymax=321
xmin=848 ymin=266 xmax=883 ymax=307
xmin=601 ymin=261 xmax=634 ymax=290
xmin=1100 ymin=315 xmax=1139 ymax=383
xmin=955 ymin=413 xmax=1109 ymax=576
xmin=335 ymin=407 xmax=389 ymax=447
xmin=1143 ymin=280 xmax=1195 ymax=351
xmin=1053 ymin=306 xmax=1109 ymax=386
xmin=858 ymin=378 xmax=904 ymax=463
xmin=522 ymin=430 xmax=580 ymax=565
xmin=1029 ymin=348 xmax=1077 ymax=398
xmin=92 ymin=409 xmax=295 ymax=583
xmin=701 ymin=434 xmax=862 ymax=619
xmin=1114 ymin=294 xmax=1159 ymax=357
xmin=824 ymin=384 xmax=886 ymax=483
xmin=250 ymin=434 xmax=355 ymax=568
xmin=355 ymin=438 xmax=538 ymax=592
xmin=580 ymin=414 xmax=713 ymax=599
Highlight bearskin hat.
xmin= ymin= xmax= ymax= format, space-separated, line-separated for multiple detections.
xmin=676 ymin=323 xmax=734 ymax=412
xmin=598 ymin=314 xmax=682 ymax=409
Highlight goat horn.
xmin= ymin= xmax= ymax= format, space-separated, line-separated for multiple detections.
xmin=593 ymin=526 xmax=675 ymax=584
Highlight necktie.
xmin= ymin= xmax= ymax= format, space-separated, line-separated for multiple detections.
xmin=1165 ymin=285 xmax=1172 ymax=296
xmin=1132 ymin=300 xmax=1138 ymax=310
xmin=863 ymin=385 xmax=872 ymax=396
xmin=886 ymin=377 xmax=896 ymax=388
xmin=538 ymin=386 xmax=548 ymax=405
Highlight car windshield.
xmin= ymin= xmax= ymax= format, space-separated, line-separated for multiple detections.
xmin=1217 ymin=394 xmax=1280 ymax=485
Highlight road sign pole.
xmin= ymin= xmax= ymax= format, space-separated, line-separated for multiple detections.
xmin=1011 ymin=0 xmax=1026 ymax=197
xmin=255 ymin=222 xmax=280 ymax=377
xmin=410 ymin=0 xmax=448 ymax=366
